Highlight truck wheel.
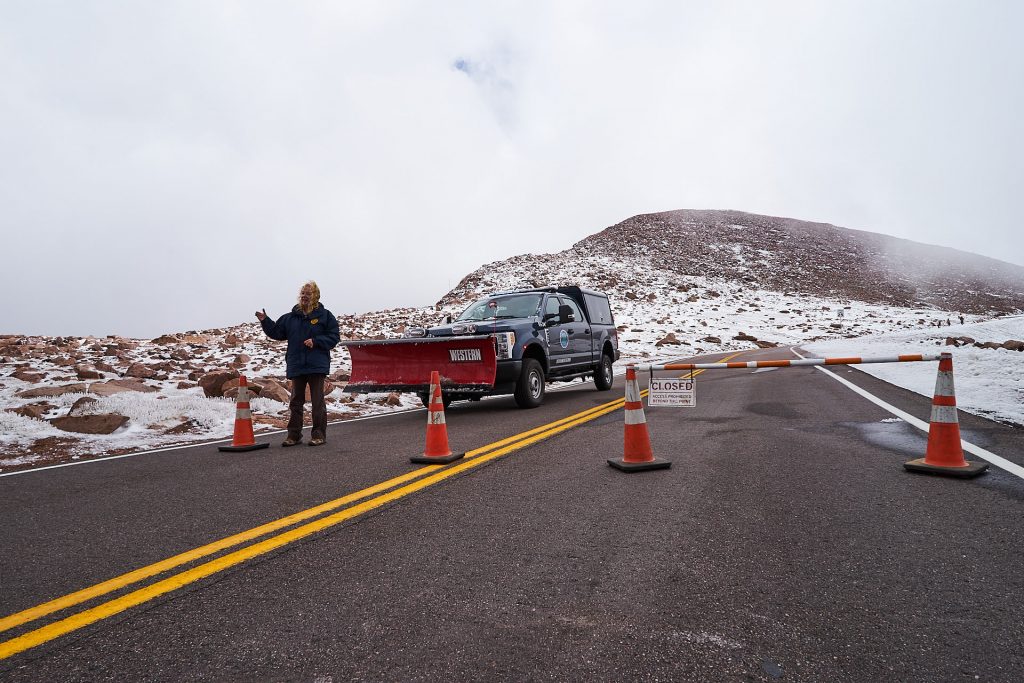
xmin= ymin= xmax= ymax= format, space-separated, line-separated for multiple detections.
xmin=514 ymin=358 xmax=545 ymax=408
xmin=593 ymin=353 xmax=614 ymax=391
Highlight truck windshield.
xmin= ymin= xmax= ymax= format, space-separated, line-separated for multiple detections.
xmin=456 ymin=294 xmax=543 ymax=321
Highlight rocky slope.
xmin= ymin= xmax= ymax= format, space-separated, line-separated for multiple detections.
xmin=2 ymin=210 xmax=1021 ymax=471
xmin=443 ymin=209 xmax=1024 ymax=314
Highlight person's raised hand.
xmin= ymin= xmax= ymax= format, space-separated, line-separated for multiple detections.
xmin=304 ymin=338 xmax=314 ymax=348
xmin=255 ymin=308 xmax=267 ymax=321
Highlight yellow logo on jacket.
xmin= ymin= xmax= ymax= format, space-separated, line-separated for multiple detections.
xmin=310 ymin=318 xmax=319 ymax=325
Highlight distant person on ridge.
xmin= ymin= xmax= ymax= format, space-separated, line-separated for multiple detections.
xmin=255 ymin=281 xmax=340 ymax=447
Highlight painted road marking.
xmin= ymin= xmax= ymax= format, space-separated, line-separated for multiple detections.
xmin=1 ymin=350 xmax=747 ymax=655
xmin=0 ymin=391 xmax=635 ymax=660
xmin=793 ymin=349 xmax=1024 ymax=480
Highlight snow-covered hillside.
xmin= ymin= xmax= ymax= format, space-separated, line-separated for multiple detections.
xmin=3 ymin=211 xmax=1022 ymax=473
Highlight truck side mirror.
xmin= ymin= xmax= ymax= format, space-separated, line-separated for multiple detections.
xmin=558 ymin=304 xmax=574 ymax=324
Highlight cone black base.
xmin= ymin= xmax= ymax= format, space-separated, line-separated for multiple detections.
xmin=607 ymin=457 xmax=671 ymax=472
xmin=410 ymin=452 xmax=465 ymax=464
xmin=218 ymin=443 xmax=270 ymax=452
xmin=903 ymin=458 xmax=988 ymax=478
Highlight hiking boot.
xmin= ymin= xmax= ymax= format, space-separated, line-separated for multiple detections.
xmin=282 ymin=438 xmax=302 ymax=447
xmin=308 ymin=438 xmax=325 ymax=447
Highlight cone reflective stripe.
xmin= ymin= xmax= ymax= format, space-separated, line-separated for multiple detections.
xmin=608 ymin=367 xmax=670 ymax=472
xmin=219 ymin=375 xmax=269 ymax=452
xmin=904 ymin=353 xmax=987 ymax=478
xmin=410 ymin=370 xmax=464 ymax=464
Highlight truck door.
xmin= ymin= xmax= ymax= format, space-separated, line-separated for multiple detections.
xmin=543 ymin=295 xmax=574 ymax=371
xmin=561 ymin=297 xmax=593 ymax=367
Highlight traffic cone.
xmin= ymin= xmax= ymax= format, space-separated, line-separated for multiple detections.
xmin=904 ymin=353 xmax=987 ymax=478
xmin=410 ymin=371 xmax=464 ymax=464
xmin=218 ymin=376 xmax=270 ymax=452
xmin=608 ymin=366 xmax=671 ymax=472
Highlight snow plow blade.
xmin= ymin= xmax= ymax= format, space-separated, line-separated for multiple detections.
xmin=341 ymin=336 xmax=497 ymax=394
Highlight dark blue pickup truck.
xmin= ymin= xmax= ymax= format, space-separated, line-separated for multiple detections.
xmin=405 ymin=286 xmax=619 ymax=408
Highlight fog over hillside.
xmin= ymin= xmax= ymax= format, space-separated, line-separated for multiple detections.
xmin=2 ymin=210 xmax=1022 ymax=472
xmin=572 ymin=210 xmax=1024 ymax=314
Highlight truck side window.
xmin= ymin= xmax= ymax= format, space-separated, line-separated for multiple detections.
xmin=545 ymin=295 xmax=561 ymax=318
xmin=564 ymin=298 xmax=583 ymax=323
xmin=583 ymin=294 xmax=612 ymax=324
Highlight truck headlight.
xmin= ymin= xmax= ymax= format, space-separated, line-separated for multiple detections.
xmin=404 ymin=327 xmax=426 ymax=338
xmin=492 ymin=331 xmax=515 ymax=360
xmin=452 ymin=323 xmax=477 ymax=335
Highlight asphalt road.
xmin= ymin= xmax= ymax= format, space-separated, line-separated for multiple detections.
xmin=2 ymin=347 xmax=1023 ymax=682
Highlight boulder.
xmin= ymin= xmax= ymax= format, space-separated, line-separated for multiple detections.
xmin=974 ymin=342 xmax=1004 ymax=350
xmin=125 ymin=363 xmax=158 ymax=379
xmin=151 ymin=334 xmax=180 ymax=345
xmin=75 ymin=365 xmax=103 ymax=380
xmin=655 ymin=333 xmax=682 ymax=347
xmin=1002 ymin=340 xmax=1024 ymax=352
xmin=68 ymin=396 xmax=99 ymax=416
xmin=198 ymin=370 xmax=240 ymax=397
xmin=17 ymin=383 xmax=88 ymax=398
xmin=50 ymin=413 xmax=129 ymax=434
xmin=6 ymin=404 xmax=47 ymax=420
xmin=733 ymin=333 xmax=758 ymax=342
xmin=385 ymin=392 xmax=402 ymax=406
xmin=701 ymin=336 xmax=722 ymax=344
xmin=754 ymin=340 xmax=779 ymax=349
xmin=259 ymin=380 xmax=291 ymax=403
xmin=12 ymin=368 xmax=45 ymax=383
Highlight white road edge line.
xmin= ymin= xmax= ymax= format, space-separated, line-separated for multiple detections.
xmin=793 ymin=349 xmax=1024 ymax=480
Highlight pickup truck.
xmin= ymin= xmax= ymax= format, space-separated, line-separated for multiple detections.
xmin=404 ymin=286 xmax=619 ymax=408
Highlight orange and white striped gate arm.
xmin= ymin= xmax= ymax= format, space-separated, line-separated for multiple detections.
xmin=630 ymin=353 xmax=943 ymax=372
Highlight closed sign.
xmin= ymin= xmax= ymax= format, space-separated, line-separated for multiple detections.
xmin=648 ymin=377 xmax=695 ymax=407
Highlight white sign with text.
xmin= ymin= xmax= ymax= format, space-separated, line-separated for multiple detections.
xmin=648 ymin=377 xmax=696 ymax=407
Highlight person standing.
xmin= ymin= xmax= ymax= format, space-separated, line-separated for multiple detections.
xmin=256 ymin=281 xmax=340 ymax=446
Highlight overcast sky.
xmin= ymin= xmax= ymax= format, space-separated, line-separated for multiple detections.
xmin=2 ymin=1 xmax=1021 ymax=338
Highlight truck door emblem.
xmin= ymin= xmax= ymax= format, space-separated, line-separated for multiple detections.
xmin=559 ymin=330 xmax=569 ymax=348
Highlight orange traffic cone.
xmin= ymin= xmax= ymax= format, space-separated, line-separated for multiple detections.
xmin=904 ymin=353 xmax=987 ymax=478
xmin=608 ymin=366 xmax=671 ymax=472
xmin=410 ymin=371 xmax=464 ymax=464
xmin=218 ymin=376 xmax=269 ymax=452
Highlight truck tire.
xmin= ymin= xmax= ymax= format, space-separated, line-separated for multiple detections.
xmin=514 ymin=358 xmax=545 ymax=408
xmin=593 ymin=353 xmax=614 ymax=391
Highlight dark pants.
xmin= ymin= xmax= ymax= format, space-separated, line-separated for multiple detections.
xmin=288 ymin=374 xmax=327 ymax=441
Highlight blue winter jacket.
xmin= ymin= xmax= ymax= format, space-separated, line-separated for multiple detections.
xmin=260 ymin=303 xmax=341 ymax=378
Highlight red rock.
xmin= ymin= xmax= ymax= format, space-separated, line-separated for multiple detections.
xmin=655 ymin=333 xmax=681 ymax=347
xmin=50 ymin=413 xmax=129 ymax=434
xmin=125 ymin=363 xmax=157 ymax=379
xmin=68 ymin=396 xmax=98 ymax=416
xmin=17 ymin=384 xmax=88 ymax=398
xmin=6 ymin=405 xmax=46 ymax=420
xmin=198 ymin=370 xmax=240 ymax=397
xmin=12 ymin=368 xmax=45 ymax=383
xmin=259 ymin=380 xmax=290 ymax=403
xmin=75 ymin=365 xmax=102 ymax=380
xmin=151 ymin=334 xmax=179 ymax=345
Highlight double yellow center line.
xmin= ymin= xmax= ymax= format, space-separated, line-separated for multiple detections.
xmin=0 ymin=391 xmax=629 ymax=660
xmin=1 ymin=351 xmax=744 ymax=661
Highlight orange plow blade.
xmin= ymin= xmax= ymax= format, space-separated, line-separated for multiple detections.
xmin=341 ymin=336 xmax=497 ymax=394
